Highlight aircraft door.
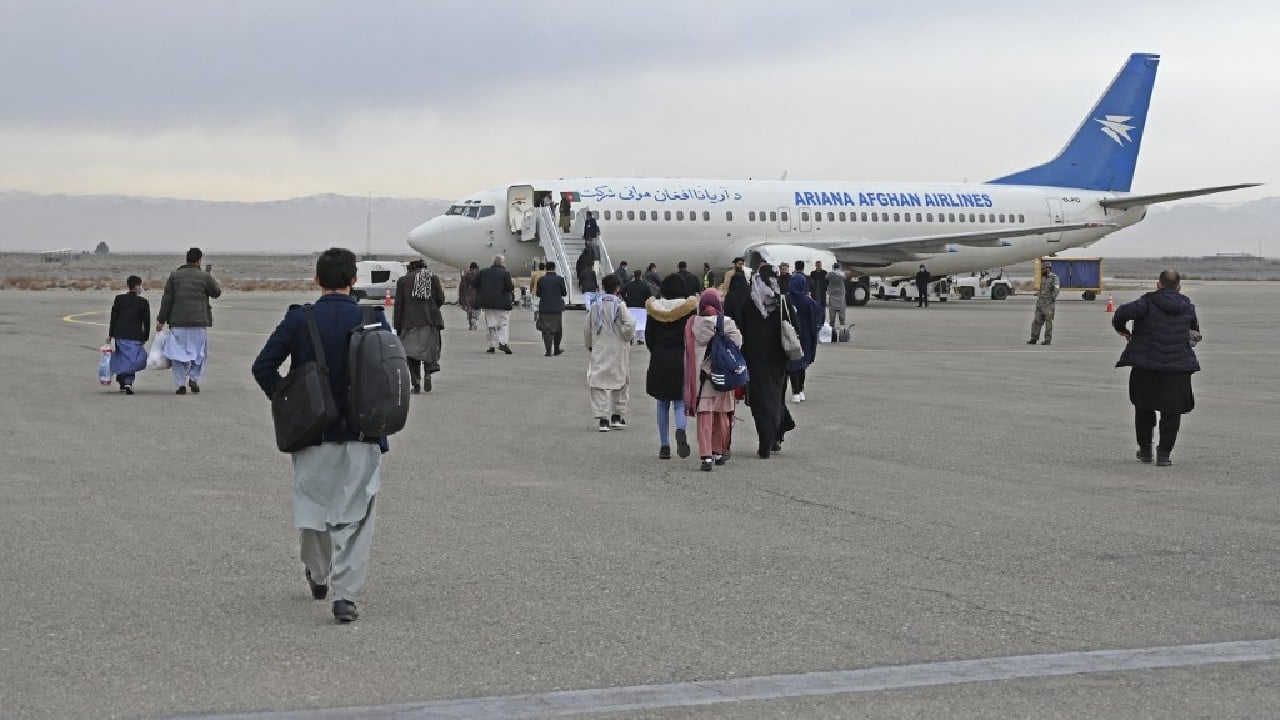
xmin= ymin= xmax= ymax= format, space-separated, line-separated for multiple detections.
xmin=1044 ymin=197 xmax=1065 ymax=243
xmin=777 ymin=207 xmax=792 ymax=233
xmin=508 ymin=185 xmax=534 ymax=235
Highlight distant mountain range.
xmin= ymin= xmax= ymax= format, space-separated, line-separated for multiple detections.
xmin=0 ymin=191 xmax=451 ymax=254
xmin=0 ymin=190 xmax=1276 ymax=258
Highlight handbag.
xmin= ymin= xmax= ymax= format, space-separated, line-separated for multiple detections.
xmin=1189 ymin=329 xmax=1202 ymax=347
xmin=779 ymin=298 xmax=804 ymax=361
xmin=270 ymin=305 xmax=338 ymax=453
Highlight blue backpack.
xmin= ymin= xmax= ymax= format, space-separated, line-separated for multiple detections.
xmin=705 ymin=314 xmax=749 ymax=392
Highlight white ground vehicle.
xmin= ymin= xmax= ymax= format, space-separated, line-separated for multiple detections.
xmin=952 ymin=270 xmax=1015 ymax=300
xmin=872 ymin=277 xmax=950 ymax=303
xmin=353 ymin=260 xmax=407 ymax=303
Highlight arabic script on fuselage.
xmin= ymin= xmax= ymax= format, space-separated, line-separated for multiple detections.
xmin=578 ymin=185 xmax=744 ymax=204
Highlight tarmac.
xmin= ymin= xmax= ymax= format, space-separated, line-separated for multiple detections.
xmin=2 ymin=282 xmax=1278 ymax=719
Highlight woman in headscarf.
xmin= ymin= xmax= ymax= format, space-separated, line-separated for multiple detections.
xmin=393 ymin=259 xmax=445 ymax=393
xmin=684 ymin=289 xmax=742 ymax=471
xmin=737 ymin=264 xmax=796 ymax=458
xmin=645 ymin=274 xmax=698 ymax=459
xmin=785 ymin=273 xmax=823 ymax=402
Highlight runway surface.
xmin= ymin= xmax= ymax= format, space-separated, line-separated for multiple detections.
xmin=3 ymin=283 xmax=1277 ymax=718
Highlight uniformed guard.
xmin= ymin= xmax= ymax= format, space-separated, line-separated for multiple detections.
xmin=1029 ymin=262 xmax=1060 ymax=345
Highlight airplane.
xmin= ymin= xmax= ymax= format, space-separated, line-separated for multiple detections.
xmin=407 ymin=53 xmax=1257 ymax=306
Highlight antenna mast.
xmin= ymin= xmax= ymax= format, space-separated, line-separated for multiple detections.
xmin=364 ymin=191 xmax=373 ymax=260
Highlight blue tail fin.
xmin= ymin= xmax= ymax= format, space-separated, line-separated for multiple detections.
xmin=988 ymin=53 xmax=1159 ymax=192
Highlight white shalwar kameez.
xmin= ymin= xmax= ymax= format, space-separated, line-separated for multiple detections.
xmin=291 ymin=442 xmax=381 ymax=603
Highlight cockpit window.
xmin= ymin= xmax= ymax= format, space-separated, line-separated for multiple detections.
xmin=445 ymin=204 xmax=496 ymax=219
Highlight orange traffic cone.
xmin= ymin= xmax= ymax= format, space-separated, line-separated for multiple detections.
xmin=1105 ymin=293 xmax=1115 ymax=313
xmin=384 ymin=289 xmax=393 ymax=307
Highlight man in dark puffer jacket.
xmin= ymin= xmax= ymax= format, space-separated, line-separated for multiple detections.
xmin=1112 ymin=270 xmax=1201 ymax=467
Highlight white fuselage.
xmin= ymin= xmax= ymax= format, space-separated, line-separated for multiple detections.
xmin=407 ymin=178 xmax=1146 ymax=277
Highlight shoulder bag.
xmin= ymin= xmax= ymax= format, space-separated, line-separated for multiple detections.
xmin=271 ymin=305 xmax=338 ymax=453
xmin=779 ymin=298 xmax=804 ymax=361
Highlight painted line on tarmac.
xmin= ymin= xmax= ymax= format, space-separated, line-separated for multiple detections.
xmin=181 ymin=638 xmax=1280 ymax=720
xmin=62 ymin=311 xmax=268 ymax=337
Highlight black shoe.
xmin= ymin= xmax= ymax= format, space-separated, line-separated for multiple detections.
xmin=1027 ymin=339 xmax=1038 ymax=345
xmin=1156 ymin=451 xmax=1172 ymax=467
xmin=1041 ymin=340 xmax=1052 ymax=346
xmin=757 ymin=449 xmax=771 ymax=459
xmin=659 ymin=445 xmax=671 ymax=459
xmin=188 ymin=380 xmax=200 ymax=394
xmin=675 ymin=428 xmax=690 ymax=458
xmin=305 ymin=569 xmax=328 ymax=600
xmin=545 ymin=350 xmax=552 ymax=357
xmin=1136 ymin=447 xmax=1153 ymax=463
xmin=122 ymin=385 xmax=134 ymax=395
xmin=332 ymin=599 xmax=359 ymax=623
xmin=423 ymin=376 xmax=432 ymax=392
xmin=700 ymin=457 xmax=714 ymax=472
xmin=771 ymin=440 xmax=783 ymax=453
xmin=598 ymin=418 xmax=610 ymax=432
xmin=553 ymin=348 xmax=563 ymax=356
xmin=412 ymin=384 xmax=421 ymax=394
xmin=175 ymin=386 xmax=187 ymax=395
xmin=499 ymin=344 xmax=513 ymax=355
xmin=610 ymin=414 xmax=626 ymax=429
xmin=713 ymin=453 xmax=727 ymax=466
xmin=486 ymin=347 xmax=496 ymax=354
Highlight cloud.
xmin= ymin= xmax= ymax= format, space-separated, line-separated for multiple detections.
xmin=0 ymin=0 xmax=1276 ymax=203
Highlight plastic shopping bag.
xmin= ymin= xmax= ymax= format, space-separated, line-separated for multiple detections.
xmin=147 ymin=330 xmax=172 ymax=370
xmin=818 ymin=323 xmax=833 ymax=344
xmin=98 ymin=344 xmax=113 ymax=385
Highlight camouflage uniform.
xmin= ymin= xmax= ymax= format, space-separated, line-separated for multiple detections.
xmin=1030 ymin=271 xmax=1059 ymax=344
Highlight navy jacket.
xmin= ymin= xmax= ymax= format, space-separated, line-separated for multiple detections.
xmin=251 ymin=293 xmax=390 ymax=451
xmin=473 ymin=264 xmax=515 ymax=310
xmin=1112 ymin=288 xmax=1201 ymax=373
xmin=785 ymin=275 xmax=823 ymax=371
xmin=536 ymin=272 xmax=567 ymax=314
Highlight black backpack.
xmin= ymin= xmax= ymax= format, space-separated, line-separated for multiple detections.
xmin=347 ymin=306 xmax=411 ymax=438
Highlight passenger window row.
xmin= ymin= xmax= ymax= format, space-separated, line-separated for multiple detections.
xmin=596 ymin=208 xmax=1027 ymax=225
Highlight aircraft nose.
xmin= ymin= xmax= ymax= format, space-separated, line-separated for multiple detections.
xmin=407 ymin=217 xmax=444 ymax=256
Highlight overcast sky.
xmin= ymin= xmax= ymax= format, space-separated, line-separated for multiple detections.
xmin=1 ymin=0 xmax=1276 ymax=203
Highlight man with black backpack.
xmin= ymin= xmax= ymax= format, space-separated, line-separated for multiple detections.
xmin=251 ymin=247 xmax=398 ymax=624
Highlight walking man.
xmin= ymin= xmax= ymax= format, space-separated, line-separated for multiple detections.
xmin=474 ymin=254 xmax=515 ymax=354
xmin=535 ymin=261 xmax=568 ymax=356
xmin=156 ymin=247 xmax=221 ymax=394
xmin=1029 ymin=262 xmax=1060 ymax=345
xmin=585 ymin=274 xmax=635 ymax=431
xmin=251 ymin=247 xmax=389 ymax=623
xmin=459 ymin=262 xmax=481 ymax=330
xmin=826 ymin=263 xmax=848 ymax=339
xmin=108 ymin=274 xmax=150 ymax=394
xmin=394 ymin=259 xmax=445 ymax=393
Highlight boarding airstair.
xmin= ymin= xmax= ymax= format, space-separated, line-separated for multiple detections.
xmin=531 ymin=205 xmax=615 ymax=307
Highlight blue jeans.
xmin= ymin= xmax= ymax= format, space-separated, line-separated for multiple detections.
xmin=656 ymin=400 xmax=687 ymax=445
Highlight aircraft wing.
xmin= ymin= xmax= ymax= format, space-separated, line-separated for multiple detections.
xmin=817 ymin=222 xmax=1118 ymax=254
xmin=1099 ymin=183 xmax=1261 ymax=210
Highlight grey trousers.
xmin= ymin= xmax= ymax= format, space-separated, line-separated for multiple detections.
xmin=300 ymin=497 xmax=377 ymax=603
xmin=828 ymin=307 xmax=846 ymax=327
xmin=1031 ymin=305 xmax=1055 ymax=342
xmin=590 ymin=385 xmax=629 ymax=419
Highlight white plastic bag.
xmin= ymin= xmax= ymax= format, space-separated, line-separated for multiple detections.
xmin=818 ymin=323 xmax=833 ymax=344
xmin=98 ymin=344 xmax=113 ymax=385
xmin=147 ymin=330 xmax=172 ymax=370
